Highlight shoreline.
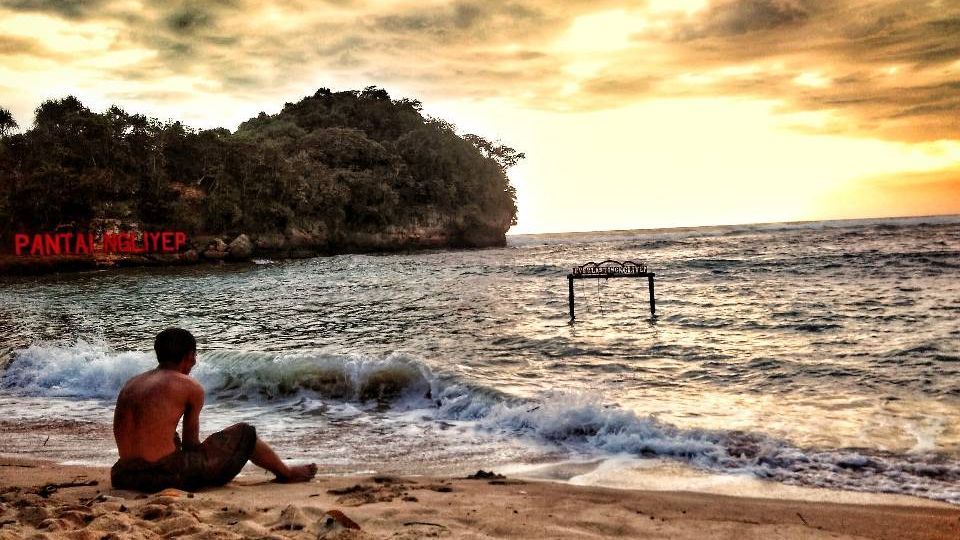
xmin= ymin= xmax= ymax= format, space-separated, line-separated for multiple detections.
xmin=4 ymin=447 xmax=955 ymax=510
xmin=0 ymin=226 xmax=509 ymax=277
xmin=2 ymin=457 xmax=958 ymax=539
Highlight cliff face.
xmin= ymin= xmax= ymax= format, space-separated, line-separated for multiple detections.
xmin=197 ymin=212 xmax=508 ymax=262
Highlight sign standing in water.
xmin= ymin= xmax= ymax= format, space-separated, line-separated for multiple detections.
xmin=567 ymin=260 xmax=655 ymax=320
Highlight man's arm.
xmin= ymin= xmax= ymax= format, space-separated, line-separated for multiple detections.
xmin=181 ymin=379 xmax=205 ymax=451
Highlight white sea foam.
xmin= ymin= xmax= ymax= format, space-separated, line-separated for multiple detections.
xmin=4 ymin=340 xmax=960 ymax=503
xmin=1 ymin=340 xmax=437 ymax=405
xmin=905 ymin=418 xmax=945 ymax=454
xmin=1 ymin=339 xmax=155 ymax=398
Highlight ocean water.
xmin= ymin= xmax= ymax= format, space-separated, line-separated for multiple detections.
xmin=1 ymin=216 xmax=959 ymax=503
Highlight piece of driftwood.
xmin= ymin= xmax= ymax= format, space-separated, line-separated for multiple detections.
xmin=403 ymin=521 xmax=447 ymax=528
xmin=36 ymin=480 xmax=99 ymax=498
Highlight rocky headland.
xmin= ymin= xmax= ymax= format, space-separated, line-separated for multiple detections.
xmin=0 ymin=88 xmax=521 ymax=275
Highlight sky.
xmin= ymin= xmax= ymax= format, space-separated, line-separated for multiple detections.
xmin=1 ymin=0 xmax=959 ymax=234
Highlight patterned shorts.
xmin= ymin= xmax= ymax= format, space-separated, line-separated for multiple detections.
xmin=111 ymin=422 xmax=257 ymax=492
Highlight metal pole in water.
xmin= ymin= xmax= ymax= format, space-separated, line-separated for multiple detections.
xmin=648 ymin=274 xmax=656 ymax=317
xmin=568 ymin=274 xmax=575 ymax=321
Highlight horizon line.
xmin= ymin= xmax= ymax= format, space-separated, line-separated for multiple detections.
xmin=506 ymin=211 xmax=960 ymax=237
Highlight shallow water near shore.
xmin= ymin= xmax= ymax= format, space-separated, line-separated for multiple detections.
xmin=2 ymin=215 xmax=959 ymax=503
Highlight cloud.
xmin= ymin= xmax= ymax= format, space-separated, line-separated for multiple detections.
xmin=581 ymin=75 xmax=658 ymax=97
xmin=164 ymin=5 xmax=217 ymax=35
xmin=371 ymin=0 xmax=544 ymax=42
xmin=675 ymin=0 xmax=818 ymax=40
xmin=569 ymin=0 xmax=960 ymax=141
xmin=0 ymin=0 xmax=109 ymax=19
xmin=0 ymin=35 xmax=48 ymax=56
xmin=104 ymin=89 xmax=195 ymax=103
xmin=1 ymin=0 xmax=960 ymax=142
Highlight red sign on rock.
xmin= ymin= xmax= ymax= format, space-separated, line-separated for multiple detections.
xmin=13 ymin=232 xmax=187 ymax=256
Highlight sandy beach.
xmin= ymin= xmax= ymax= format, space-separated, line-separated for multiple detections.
xmin=1 ymin=457 xmax=958 ymax=540
xmin=4 ymin=0 xmax=960 ymax=534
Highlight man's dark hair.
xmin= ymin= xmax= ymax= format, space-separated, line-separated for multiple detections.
xmin=154 ymin=328 xmax=196 ymax=366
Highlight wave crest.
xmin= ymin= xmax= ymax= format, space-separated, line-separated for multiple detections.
xmin=0 ymin=341 xmax=436 ymax=404
xmin=4 ymin=340 xmax=960 ymax=503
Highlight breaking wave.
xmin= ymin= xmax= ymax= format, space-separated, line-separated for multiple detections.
xmin=0 ymin=340 xmax=441 ymax=405
xmin=3 ymin=340 xmax=960 ymax=503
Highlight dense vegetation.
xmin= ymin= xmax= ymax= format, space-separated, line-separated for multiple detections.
xmin=0 ymin=87 xmax=521 ymax=253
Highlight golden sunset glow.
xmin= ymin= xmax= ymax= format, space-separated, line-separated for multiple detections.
xmin=1 ymin=0 xmax=959 ymax=233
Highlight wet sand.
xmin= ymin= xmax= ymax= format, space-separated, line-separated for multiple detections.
xmin=1 ymin=457 xmax=958 ymax=539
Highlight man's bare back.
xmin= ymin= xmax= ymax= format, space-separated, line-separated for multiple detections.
xmin=111 ymin=328 xmax=316 ymax=492
xmin=114 ymin=368 xmax=203 ymax=462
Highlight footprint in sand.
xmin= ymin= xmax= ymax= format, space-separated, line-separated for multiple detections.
xmin=326 ymin=476 xmax=417 ymax=506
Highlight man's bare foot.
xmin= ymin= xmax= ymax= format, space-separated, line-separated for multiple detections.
xmin=275 ymin=463 xmax=318 ymax=483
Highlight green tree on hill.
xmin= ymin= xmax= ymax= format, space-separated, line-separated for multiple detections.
xmin=0 ymin=88 xmax=522 ymax=253
xmin=0 ymin=108 xmax=16 ymax=138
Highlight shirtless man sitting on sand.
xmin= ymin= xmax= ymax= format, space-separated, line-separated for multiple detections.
xmin=111 ymin=327 xmax=317 ymax=492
